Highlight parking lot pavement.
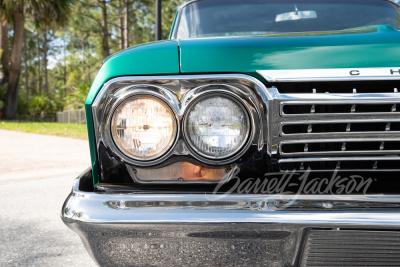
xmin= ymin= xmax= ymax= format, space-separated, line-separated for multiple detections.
xmin=0 ymin=130 xmax=97 ymax=267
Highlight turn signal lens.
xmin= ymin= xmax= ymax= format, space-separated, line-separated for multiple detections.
xmin=185 ymin=95 xmax=249 ymax=159
xmin=111 ymin=96 xmax=176 ymax=160
xmin=132 ymin=162 xmax=231 ymax=182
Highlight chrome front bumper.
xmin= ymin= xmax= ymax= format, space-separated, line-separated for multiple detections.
xmin=62 ymin=169 xmax=400 ymax=267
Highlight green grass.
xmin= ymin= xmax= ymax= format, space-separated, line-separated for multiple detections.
xmin=0 ymin=121 xmax=88 ymax=140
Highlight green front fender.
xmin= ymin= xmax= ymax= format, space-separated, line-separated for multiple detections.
xmin=84 ymin=40 xmax=180 ymax=185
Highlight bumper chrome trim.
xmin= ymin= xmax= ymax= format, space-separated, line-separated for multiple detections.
xmin=62 ymin=174 xmax=400 ymax=226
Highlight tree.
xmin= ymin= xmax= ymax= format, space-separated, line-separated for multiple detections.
xmin=100 ymin=0 xmax=110 ymax=57
xmin=20 ymin=26 xmax=36 ymax=101
xmin=23 ymin=28 xmax=28 ymax=100
xmin=3 ymin=3 xmax=24 ymax=120
xmin=1 ymin=0 xmax=74 ymax=119
xmin=124 ymin=0 xmax=130 ymax=48
xmin=77 ymin=0 xmax=110 ymax=58
xmin=36 ymin=31 xmax=41 ymax=93
xmin=117 ymin=0 xmax=124 ymax=50
xmin=0 ymin=17 xmax=9 ymax=85
xmin=43 ymin=30 xmax=49 ymax=93
xmin=62 ymin=34 xmax=67 ymax=95
xmin=34 ymin=1 xmax=74 ymax=94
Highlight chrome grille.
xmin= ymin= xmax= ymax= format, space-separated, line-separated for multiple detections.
xmin=266 ymin=86 xmax=400 ymax=172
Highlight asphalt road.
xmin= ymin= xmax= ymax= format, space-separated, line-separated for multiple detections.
xmin=0 ymin=129 xmax=97 ymax=267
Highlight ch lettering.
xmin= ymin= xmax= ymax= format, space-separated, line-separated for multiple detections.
xmin=391 ymin=69 xmax=400 ymax=75
xmin=350 ymin=70 xmax=360 ymax=76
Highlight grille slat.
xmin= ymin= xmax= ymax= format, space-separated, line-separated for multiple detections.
xmin=279 ymin=157 xmax=400 ymax=172
xmin=280 ymin=139 xmax=400 ymax=157
xmin=281 ymin=120 xmax=400 ymax=135
xmin=282 ymin=102 xmax=400 ymax=116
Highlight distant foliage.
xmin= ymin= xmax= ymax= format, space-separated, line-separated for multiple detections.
xmin=1 ymin=0 xmax=185 ymax=115
xmin=64 ymin=82 xmax=90 ymax=110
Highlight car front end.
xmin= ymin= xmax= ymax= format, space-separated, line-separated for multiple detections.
xmin=62 ymin=0 xmax=400 ymax=266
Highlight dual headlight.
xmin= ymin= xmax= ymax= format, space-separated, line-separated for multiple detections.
xmin=111 ymin=94 xmax=250 ymax=161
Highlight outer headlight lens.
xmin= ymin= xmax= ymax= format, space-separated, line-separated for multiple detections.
xmin=111 ymin=96 xmax=176 ymax=160
xmin=185 ymin=95 xmax=250 ymax=159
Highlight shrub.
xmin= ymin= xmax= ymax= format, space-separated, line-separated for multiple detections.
xmin=28 ymin=94 xmax=63 ymax=115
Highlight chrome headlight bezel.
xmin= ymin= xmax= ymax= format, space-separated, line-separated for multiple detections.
xmin=92 ymin=75 xmax=266 ymax=169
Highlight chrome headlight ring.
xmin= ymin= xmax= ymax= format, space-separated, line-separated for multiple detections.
xmin=110 ymin=94 xmax=179 ymax=161
xmin=102 ymin=85 xmax=181 ymax=166
xmin=182 ymin=88 xmax=253 ymax=161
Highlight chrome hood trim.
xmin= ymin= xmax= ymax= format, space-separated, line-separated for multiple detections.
xmin=258 ymin=67 xmax=400 ymax=82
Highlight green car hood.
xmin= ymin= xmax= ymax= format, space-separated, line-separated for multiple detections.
xmin=179 ymin=25 xmax=400 ymax=80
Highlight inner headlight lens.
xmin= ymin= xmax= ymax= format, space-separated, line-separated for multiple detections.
xmin=185 ymin=95 xmax=249 ymax=159
xmin=111 ymin=96 xmax=176 ymax=160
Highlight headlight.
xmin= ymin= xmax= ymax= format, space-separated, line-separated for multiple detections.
xmin=111 ymin=96 xmax=177 ymax=160
xmin=185 ymin=95 xmax=250 ymax=159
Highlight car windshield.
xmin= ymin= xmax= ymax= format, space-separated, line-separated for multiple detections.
xmin=175 ymin=0 xmax=400 ymax=39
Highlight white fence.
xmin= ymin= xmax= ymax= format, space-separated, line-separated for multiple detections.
xmin=56 ymin=109 xmax=86 ymax=124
